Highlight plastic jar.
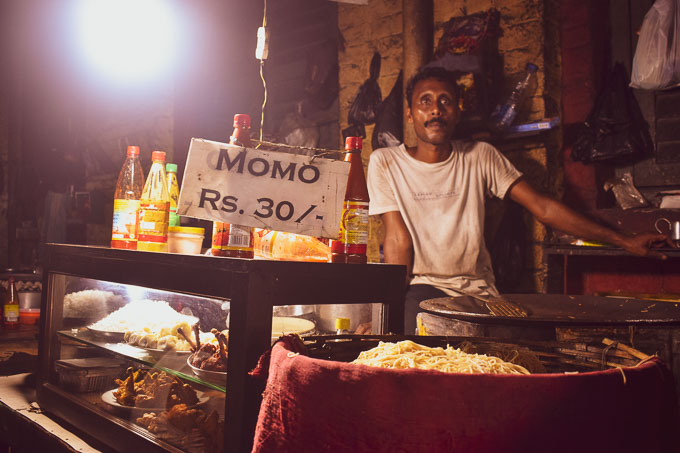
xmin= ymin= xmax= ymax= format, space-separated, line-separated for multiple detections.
xmin=20 ymin=308 xmax=40 ymax=325
xmin=167 ymin=227 xmax=205 ymax=254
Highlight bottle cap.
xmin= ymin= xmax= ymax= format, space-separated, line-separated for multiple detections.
xmin=233 ymin=114 xmax=251 ymax=129
xmin=168 ymin=226 xmax=204 ymax=235
xmin=335 ymin=317 xmax=351 ymax=331
xmin=151 ymin=151 xmax=166 ymax=162
xmin=166 ymin=163 xmax=178 ymax=173
xmin=126 ymin=145 xmax=140 ymax=156
xmin=345 ymin=136 xmax=362 ymax=150
xmin=526 ymin=63 xmax=538 ymax=73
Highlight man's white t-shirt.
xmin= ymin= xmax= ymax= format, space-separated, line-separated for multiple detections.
xmin=367 ymin=141 xmax=522 ymax=297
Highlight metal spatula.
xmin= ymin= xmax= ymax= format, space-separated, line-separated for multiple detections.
xmin=456 ymin=290 xmax=529 ymax=318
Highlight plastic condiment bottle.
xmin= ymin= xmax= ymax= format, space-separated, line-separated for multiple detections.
xmin=211 ymin=114 xmax=255 ymax=258
xmin=490 ymin=62 xmax=538 ymax=134
xmin=335 ymin=317 xmax=350 ymax=335
xmin=3 ymin=277 xmax=20 ymax=329
xmin=253 ymin=229 xmax=331 ymax=262
xmin=111 ymin=145 xmax=144 ymax=249
xmin=330 ymin=137 xmax=370 ymax=264
xmin=137 ymin=151 xmax=171 ymax=252
xmin=166 ymin=163 xmax=180 ymax=227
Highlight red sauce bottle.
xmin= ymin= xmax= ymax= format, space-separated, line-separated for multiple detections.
xmin=330 ymin=137 xmax=369 ymax=264
xmin=211 ymin=114 xmax=255 ymax=258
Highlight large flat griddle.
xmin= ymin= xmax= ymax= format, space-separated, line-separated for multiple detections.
xmin=419 ymin=294 xmax=680 ymax=326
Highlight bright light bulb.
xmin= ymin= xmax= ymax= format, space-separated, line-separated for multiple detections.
xmin=73 ymin=0 xmax=179 ymax=83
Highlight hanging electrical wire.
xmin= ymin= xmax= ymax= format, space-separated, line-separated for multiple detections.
xmin=256 ymin=0 xmax=269 ymax=147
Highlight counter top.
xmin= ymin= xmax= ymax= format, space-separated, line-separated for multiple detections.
xmin=543 ymin=244 xmax=680 ymax=257
xmin=0 ymin=373 xmax=104 ymax=453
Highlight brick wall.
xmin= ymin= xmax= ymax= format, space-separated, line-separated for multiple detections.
xmin=559 ymin=0 xmax=602 ymax=212
xmin=338 ymin=0 xmax=562 ymax=292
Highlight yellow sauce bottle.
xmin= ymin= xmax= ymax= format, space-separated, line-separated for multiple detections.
xmin=137 ymin=151 xmax=171 ymax=252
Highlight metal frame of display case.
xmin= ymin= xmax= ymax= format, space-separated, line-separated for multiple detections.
xmin=37 ymin=243 xmax=406 ymax=453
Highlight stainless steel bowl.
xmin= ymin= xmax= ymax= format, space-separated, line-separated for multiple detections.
xmin=272 ymin=305 xmax=314 ymax=317
xmin=18 ymin=291 xmax=41 ymax=310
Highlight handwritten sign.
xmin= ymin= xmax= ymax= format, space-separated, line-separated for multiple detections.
xmin=177 ymin=138 xmax=350 ymax=238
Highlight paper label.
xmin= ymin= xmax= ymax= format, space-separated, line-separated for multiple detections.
xmin=4 ymin=303 xmax=19 ymax=323
xmin=112 ymin=199 xmax=140 ymax=241
xmin=212 ymin=223 xmax=252 ymax=251
xmin=338 ymin=201 xmax=369 ymax=254
xmin=137 ymin=201 xmax=170 ymax=243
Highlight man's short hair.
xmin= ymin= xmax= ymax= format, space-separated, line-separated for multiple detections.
xmin=405 ymin=66 xmax=460 ymax=109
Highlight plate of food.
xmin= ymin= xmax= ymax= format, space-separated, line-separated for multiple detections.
xmin=124 ymin=324 xmax=219 ymax=355
xmin=86 ymin=326 xmax=126 ymax=342
xmin=186 ymin=329 xmax=228 ymax=386
xmin=187 ymin=357 xmax=227 ymax=386
xmin=101 ymin=367 xmax=208 ymax=415
xmin=88 ymin=300 xmax=199 ymax=344
xmin=100 ymin=388 xmax=208 ymax=414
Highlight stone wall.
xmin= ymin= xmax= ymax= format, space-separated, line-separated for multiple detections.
xmin=338 ymin=0 xmax=563 ymax=292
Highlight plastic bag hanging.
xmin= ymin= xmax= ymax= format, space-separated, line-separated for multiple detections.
xmin=572 ymin=63 xmax=653 ymax=164
xmin=372 ymin=71 xmax=403 ymax=150
xmin=630 ymin=0 xmax=680 ymax=90
xmin=343 ymin=52 xmax=382 ymax=140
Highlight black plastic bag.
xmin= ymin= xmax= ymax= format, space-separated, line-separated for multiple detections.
xmin=347 ymin=52 xmax=382 ymax=126
xmin=341 ymin=123 xmax=366 ymax=141
xmin=572 ymin=62 xmax=653 ymax=164
xmin=372 ymin=71 xmax=403 ymax=150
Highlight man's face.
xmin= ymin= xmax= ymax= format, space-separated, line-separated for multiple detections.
xmin=407 ymin=78 xmax=459 ymax=146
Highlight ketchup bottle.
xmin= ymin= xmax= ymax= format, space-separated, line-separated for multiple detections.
xmin=330 ymin=137 xmax=369 ymax=264
xmin=211 ymin=114 xmax=255 ymax=258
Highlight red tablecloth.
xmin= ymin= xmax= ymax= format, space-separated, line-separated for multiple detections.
xmin=252 ymin=337 xmax=679 ymax=453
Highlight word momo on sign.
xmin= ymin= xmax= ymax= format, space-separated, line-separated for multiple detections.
xmin=178 ymin=138 xmax=349 ymax=238
xmin=215 ymin=148 xmax=320 ymax=184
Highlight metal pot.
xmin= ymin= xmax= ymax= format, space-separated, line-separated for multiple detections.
xmin=18 ymin=291 xmax=41 ymax=310
xmin=272 ymin=305 xmax=315 ymax=318
xmin=316 ymin=304 xmax=373 ymax=333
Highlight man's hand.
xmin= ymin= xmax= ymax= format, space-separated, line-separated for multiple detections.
xmin=619 ymin=233 xmax=674 ymax=259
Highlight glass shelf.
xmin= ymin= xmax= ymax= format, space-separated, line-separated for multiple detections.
xmin=56 ymin=329 xmax=226 ymax=392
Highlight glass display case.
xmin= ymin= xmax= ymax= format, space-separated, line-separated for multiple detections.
xmin=37 ymin=244 xmax=405 ymax=453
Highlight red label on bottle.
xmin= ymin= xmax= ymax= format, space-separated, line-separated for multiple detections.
xmin=212 ymin=223 xmax=253 ymax=252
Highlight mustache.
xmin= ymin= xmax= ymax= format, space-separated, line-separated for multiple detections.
xmin=424 ymin=118 xmax=446 ymax=127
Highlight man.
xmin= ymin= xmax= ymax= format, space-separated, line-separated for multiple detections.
xmin=367 ymin=66 xmax=670 ymax=334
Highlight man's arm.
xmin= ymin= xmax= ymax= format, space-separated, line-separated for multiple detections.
xmin=508 ymin=180 xmax=670 ymax=259
xmin=381 ymin=211 xmax=414 ymax=285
